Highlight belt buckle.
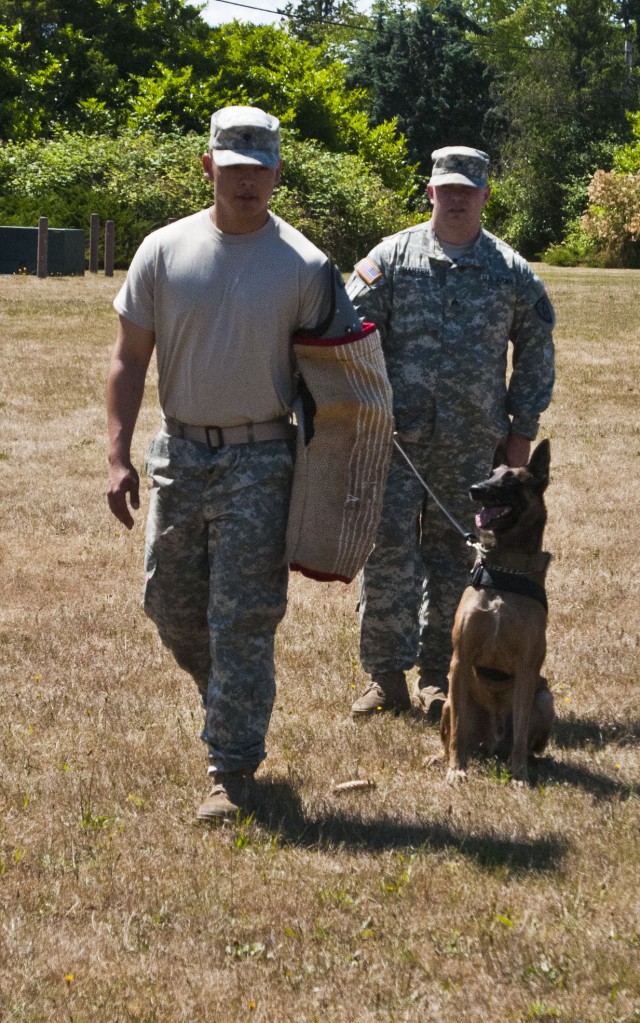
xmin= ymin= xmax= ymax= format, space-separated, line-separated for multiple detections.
xmin=205 ymin=425 xmax=224 ymax=448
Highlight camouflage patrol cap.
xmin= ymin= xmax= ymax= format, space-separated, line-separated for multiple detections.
xmin=209 ymin=105 xmax=280 ymax=168
xmin=429 ymin=146 xmax=490 ymax=188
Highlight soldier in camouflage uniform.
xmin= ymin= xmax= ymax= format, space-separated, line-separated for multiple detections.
xmin=106 ymin=106 xmax=371 ymax=822
xmin=346 ymin=146 xmax=555 ymax=720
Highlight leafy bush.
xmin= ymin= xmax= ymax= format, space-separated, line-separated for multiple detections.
xmin=0 ymin=128 xmax=417 ymax=269
xmin=482 ymin=172 xmax=546 ymax=258
xmin=541 ymin=169 xmax=640 ymax=269
xmin=542 ymin=226 xmax=605 ymax=268
xmin=0 ymin=130 xmax=209 ymax=265
xmin=611 ymin=111 xmax=640 ymax=174
xmin=275 ymin=137 xmax=419 ymax=268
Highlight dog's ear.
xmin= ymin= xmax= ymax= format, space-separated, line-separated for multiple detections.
xmin=491 ymin=439 xmax=509 ymax=471
xmin=528 ymin=438 xmax=550 ymax=489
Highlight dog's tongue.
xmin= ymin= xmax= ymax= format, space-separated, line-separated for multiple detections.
xmin=476 ymin=506 xmax=509 ymax=529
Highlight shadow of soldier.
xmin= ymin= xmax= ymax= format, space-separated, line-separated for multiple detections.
xmin=249 ymin=777 xmax=568 ymax=874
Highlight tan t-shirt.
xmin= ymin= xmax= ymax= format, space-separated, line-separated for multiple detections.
xmin=113 ymin=210 xmax=330 ymax=426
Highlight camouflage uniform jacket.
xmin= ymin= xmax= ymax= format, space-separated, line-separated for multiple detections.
xmin=347 ymin=222 xmax=555 ymax=447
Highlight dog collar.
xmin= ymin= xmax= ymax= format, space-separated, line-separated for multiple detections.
xmin=469 ymin=551 xmax=552 ymax=612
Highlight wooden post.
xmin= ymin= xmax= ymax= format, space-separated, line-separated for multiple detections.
xmin=89 ymin=213 xmax=100 ymax=273
xmin=104 ymin=220 xmax=115 ymax=277
xmin=37 ymin=217 xmax=48 ymax=278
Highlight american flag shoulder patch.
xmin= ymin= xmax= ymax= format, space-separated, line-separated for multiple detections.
xmin=355 ymin=257 xmax=383 ymax=286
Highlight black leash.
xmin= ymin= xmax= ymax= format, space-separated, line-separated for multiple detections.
xmin=393 ymin=436 xmax=549 ymax=609
xmin=392 ymin=435 xmax=479 ymax=548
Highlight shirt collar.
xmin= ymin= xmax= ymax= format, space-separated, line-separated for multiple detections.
xmin=423 ymin=221 xmax=488 ymax=266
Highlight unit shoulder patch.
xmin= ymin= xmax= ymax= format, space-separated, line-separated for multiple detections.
xmin=355 ymin=257 xmax=383 ymax=286
xmin=535 ymin=295 xmax=554 ymax=324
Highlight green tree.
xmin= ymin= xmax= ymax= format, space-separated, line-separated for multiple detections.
xmin=461 ymin=0 xmax=561 ymax=64
xmin=348 ymin=0 xmax=499 ymax=175
xmin=0 ymin=23 xmax=29 ymax=136
xmin=126 ymin=22 xmax=418 ymax=196
xmin=621 ymin=0 xmax=640 ymax=49
xmin=0 ymin=0 xmax=211 ymax=71
xmin=485 ymin=0 xmax=638 ymax=255
xmin=0 ymin=5 xmax=418 ymax=203
xmin=282 ymin=0 xmax=368 ymax=53
xmin=0 ymin=0 xmax=213 ymax=138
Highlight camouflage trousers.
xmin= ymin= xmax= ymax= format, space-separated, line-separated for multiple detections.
xmin=143 ymin=431 xmax=294 ymax=772
xmin=359 ymin=439 xmax=493 ymax=679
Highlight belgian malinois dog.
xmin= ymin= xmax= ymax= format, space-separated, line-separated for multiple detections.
xmin=439 ymin=438 xmax=554 ymax=785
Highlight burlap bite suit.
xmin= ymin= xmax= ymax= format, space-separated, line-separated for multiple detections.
xmin=286 ymin=266 xmax=394 ymax=583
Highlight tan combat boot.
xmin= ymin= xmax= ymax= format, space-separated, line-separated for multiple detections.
xmin=196 ymin=767 xmax=257 ymax=823
xmin=415 ymin=669 xmax=448 ymax=724
xmin=351 ymin=669 xmax=412 ymax=717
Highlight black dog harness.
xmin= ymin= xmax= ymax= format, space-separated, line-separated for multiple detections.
xmin=469 ymin=550 xmax=552 ymax=612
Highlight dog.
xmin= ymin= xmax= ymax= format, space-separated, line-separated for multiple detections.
xmin=439 ymin=438 xmax=554 ymax=785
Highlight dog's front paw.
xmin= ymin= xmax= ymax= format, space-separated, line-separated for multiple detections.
xmin=509 ymin=758 xmax=531 ymax=786
xmin=446 ymin=767 xmax=468 ymax=786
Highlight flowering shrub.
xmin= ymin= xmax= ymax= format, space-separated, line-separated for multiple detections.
xmin=580 ymin=168 xmax=640 ymax=266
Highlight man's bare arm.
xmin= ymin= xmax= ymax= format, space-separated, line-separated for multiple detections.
xmin=106 ymin=316 xmax=155 ymax=529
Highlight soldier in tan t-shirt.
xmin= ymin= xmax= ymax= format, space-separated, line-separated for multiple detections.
xmin=106 ymin=106 xmax=392 ymax=822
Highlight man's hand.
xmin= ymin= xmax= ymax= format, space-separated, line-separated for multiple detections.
xmin=505 ymin=432 xmax=531 ymax=468
xmin=107 ymin=459 xmax=140 ymax=530
xmin=105 ymin=315 xmax=155 ymax=529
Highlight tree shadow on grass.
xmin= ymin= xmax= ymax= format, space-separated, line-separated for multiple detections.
xmin=552 ymin=715 xmax=640 ymax=752
xmin=527 ymin=714 xmax=639 ymax=802
xmin=530 ymin=754 xmax=638 ymax=802
xmin=251 ymin=779 xmax=567 ymax=874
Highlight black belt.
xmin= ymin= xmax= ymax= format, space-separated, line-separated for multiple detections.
xmin=161 ymin=415 xmax=294 ymax=449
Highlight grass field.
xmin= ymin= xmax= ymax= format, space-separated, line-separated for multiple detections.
xmin=0 ymin=266 xmax=638 ymax=1022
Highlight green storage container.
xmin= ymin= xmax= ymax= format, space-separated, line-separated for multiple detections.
xmin=0 ymin=226 xmax=86 ymax=275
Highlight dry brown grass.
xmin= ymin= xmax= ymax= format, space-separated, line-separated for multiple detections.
xmin=0 ymin=267 xmax=638 ymax=1023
